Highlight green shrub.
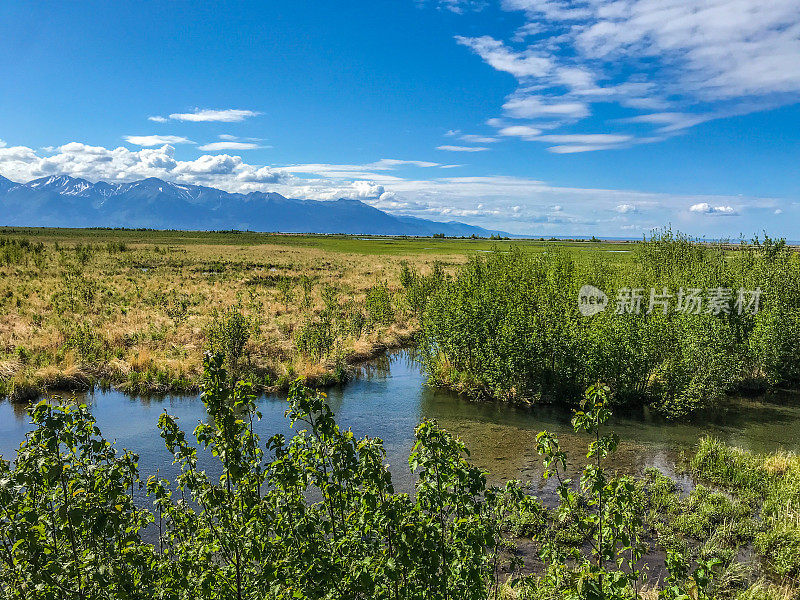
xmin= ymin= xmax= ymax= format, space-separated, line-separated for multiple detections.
xmin=421 ymin=230 xmax=800 ymax=417
xmin=64 ymin=320 xmax=106 ymax=363
xmin=0 ymin=354 xmax=539 ymax=599
xmin=206 ymin=303 xmax=255 ymax=375
xmin=295 ymin=317 xmax=335 ymax=358
xmin=365 ymin=282 xmax=394 ymax=326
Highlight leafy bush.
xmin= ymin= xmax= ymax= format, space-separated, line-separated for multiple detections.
xmin=0 ymin=237 xmax=46 ymax=267
xmin=206 ymin=303 xmax=256 ymax=375
xmin=399 ymin=260 xmax=445 ymax=318
xmin=0 ymin=354 xmax=535 ymax=599
xmin=365 ymin=282 xmax=394 ymax=326
xmin=2 ymin=369 xmax=790 ymax=599
xmin=295 ymin=317 xmax=335 ymax=358
xmin=421 ymin=230 xmax=800 ymax=417
xmin=0 ymin=402 xmax=155 ymax=598
xmin=64 ymin=320 xmax=107 ymax=363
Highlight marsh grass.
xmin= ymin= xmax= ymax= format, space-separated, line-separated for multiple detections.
xmin=500 ymin=440 xmax=800 ymax=599
xmin=0 ymin=229 xmax=476 ymax=400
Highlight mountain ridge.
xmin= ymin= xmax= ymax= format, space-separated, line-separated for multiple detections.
xmin=0 ymin=175 xmax=510 ymax=237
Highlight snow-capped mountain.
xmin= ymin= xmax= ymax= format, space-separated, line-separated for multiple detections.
xmin=26 ymin=175 xmax=95 ymax=197
xmin=0 ymin=175 xmax=508 ymax=236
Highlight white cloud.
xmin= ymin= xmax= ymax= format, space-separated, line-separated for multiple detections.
xmin=502 ymin=95 xmax=590 ymax=120
xmin=0 ymin=139 xmax=790 ymax=236
xmin=430 ymin=0 xmax=487 ymax=13
xmin=459 ymin=134 xmax=499 ymax=143
xmin=620 ymin=112 xmax=711 ymax=132
xmin=689 ymin=202 xmax=738 ymax=215
xmin=446 ymin=0 xmax=800 ymax=152
xmin=175 ymin=154 xmax=241 ymax=175
xmin=0 ymin=141 xmax=290 ymax=190
xmin=269 ymin=159 xmax=441 ymax=183
xmin=546 ymin=144 xmax=617 ymax=153
xmin=165 ymin=108 xmax=261 ymax=122
xmin=436 ymin=145 xmax=490 ymax=152
xmin=538 ymin=134 xmax=633 ymax=144
xmin=124 ymin=135 xmax=194 ymax=146
xmin=349 ymin=181 xmax=387 ymax=199
xmin=147 ymin=116 xmax=168 ymax=123
xmin=370 ymin=159 xmax=440 ymax=168
xmin=0 ymin=139 xmax=6 ymax=148
xmin=219 ymin=134 xmax=239 ymax=141
xmin=497 ymin=125 xmax=543 ymax=139
xmin=235 ymin=166 xmax=284 ymax=183
xmin=455 ymin=36 xmax=553 ymax=78
xmin=198 ymin=142 xmax=262 ymax=151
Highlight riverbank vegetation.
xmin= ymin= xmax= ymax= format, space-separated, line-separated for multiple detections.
xmin=0 ymin=356 xmax=797 ymax=599
xmin=3 ymin=227 xmax=799 ymax=421
xmin=0 ymin=227 xmax=645 ymax=401
xmin=421 ymin=229 xmax=800 ymax=418
xmin=0 ymin=229 xmax=455 ymax=400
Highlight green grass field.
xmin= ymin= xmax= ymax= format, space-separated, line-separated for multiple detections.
xmin=0 ymin=226 xmax=637 ymax=254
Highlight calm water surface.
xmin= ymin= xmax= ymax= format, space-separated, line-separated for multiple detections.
xmin=2 ymin=351 xmax=800 ymax=497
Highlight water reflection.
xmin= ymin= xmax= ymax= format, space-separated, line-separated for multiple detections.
xmin=1 ymin=351 xmax=800 ymax=500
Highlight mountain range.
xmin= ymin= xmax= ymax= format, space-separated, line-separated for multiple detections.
xmin=0 ymin=174 xmax=508 ymax=237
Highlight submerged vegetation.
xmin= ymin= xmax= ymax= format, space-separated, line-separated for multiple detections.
xmin=0 ymin=356 xmax=797 ymax=598
xmin=421 ymin=229 xmax=800 ymax=417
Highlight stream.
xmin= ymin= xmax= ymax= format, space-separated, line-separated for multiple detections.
xmin=2 ymin=350 xmax=800 ymax=497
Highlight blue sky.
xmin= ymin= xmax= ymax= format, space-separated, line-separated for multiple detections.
xmin=1 ymin=0 xmax=799 ymax=237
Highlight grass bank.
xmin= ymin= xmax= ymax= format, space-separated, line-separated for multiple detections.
xmin=0 ymin=228 xmax=640 ymax=401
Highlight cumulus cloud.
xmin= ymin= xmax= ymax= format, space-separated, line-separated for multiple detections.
xmin=0 ymin=139 xmax=787 ymax=236
xmin=436 ymin=145 xmax=490 ymax=152
xmin=124 ymin=135 xmax=194 ymax=146
xmin=350 ymin=181 xmax=387 ymax=198
xmin=689 ymin=203 xmax=738 ymax=215
xmin=236 ymin=166 xmax=284 ymax=184
xmin=0 ymin=141 xmax=290 ymax=190
xmin=198 ymin=142 xmax=262 ymax=151
xmin=151 ymin=108 xmax=261 ymax=123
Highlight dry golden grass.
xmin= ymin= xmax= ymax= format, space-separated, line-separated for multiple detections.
xmin=0 ymin=231 xmax=465 ymax=399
